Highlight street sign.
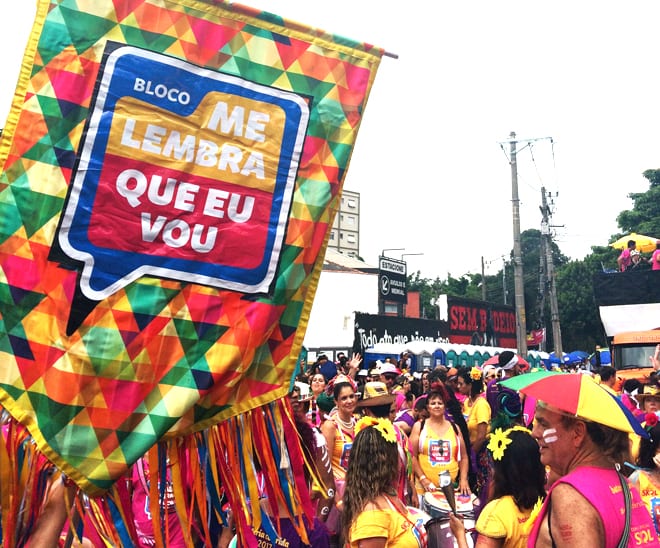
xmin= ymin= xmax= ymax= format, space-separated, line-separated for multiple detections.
xmin=378 ymin=256 xmax=407 ymax=303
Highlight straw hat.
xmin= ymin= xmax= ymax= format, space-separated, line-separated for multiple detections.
xmin=356 ymin=381 xmax=395 ymax=407
xmin=636 ymin=384 xmax=660 ymax=403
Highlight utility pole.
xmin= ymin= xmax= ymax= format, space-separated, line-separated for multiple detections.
xmin=502 ymin=256 xmax=507 ymax=305
xmin=481 ymin=256 xmax=487 ymax=301
xmin=500 ymin=132 xmax=554 ymax=356
xmin=535 ymin=231 xmax=547 ymax=352
xmin=508 ymin=132 xmax=527 ymax=356
xmin=540 ymin=187 xmax=563 ymax=357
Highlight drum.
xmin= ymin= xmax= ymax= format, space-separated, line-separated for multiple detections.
xmin=426 ymin=516 xmax=475 ymax=548
xmin=422 ymin=491 xmax=476 ymax=520
xmin=423 ymin=491 xmax=477 ymax=548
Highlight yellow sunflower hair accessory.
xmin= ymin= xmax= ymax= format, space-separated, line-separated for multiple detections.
xmin=470 ymin=367 xmax=482 ymax=381
xmin=355 ymin=416 xmax=397 ymax=444
xmin=487 ymin=426 xmax=531 ymax=460
xmin=487 ymin=428 xmax=513 ymax=460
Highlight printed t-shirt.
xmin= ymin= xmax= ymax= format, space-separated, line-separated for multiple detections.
xmin=476 ymin=495 xmax=535 ymax=548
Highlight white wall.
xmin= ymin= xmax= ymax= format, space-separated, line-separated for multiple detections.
xmin=303 ymin=270 xmax=378 ymax=349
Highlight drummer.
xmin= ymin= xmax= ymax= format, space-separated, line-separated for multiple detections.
xmin=409 ymin=382 xmax=470 ymax=506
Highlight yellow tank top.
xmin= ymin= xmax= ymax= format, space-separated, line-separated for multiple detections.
xmin=416 ymin=420 xmax=459 ymax=492
xmin=330 ymin=418 xmax=354 ymax=482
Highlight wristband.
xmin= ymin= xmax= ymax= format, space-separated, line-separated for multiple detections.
xmin=419 ymin=475 xmax=427 ymax=481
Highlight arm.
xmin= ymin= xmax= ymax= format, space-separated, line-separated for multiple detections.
xmin=456 ymin=430 xmax=471 ymax=495
xmin=547 ymin=483 xmax=605 ymax=547
xmin=24 ymin=475 xmax=76 ymax=548
xmin=346 ymin=353 xmax=362 ymax=380
xmin=448 ymin=514 xmax=471 ymax=548
xmin=409 ymin=422 xmax=434 ymax=491
xmin=472 ymin=421 xmax=488 ymax=453
xmin=314 ymin=435 xmax=337 ymax=521
xmin=650 ymin=344 xmax=660 ymax=371
xmin=320 ymin=420 xmax=336 ymax=463
xmin=394 ymin=419 xmax=412 ymax=436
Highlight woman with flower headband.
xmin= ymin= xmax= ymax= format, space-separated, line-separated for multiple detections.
xmin=409 ymin=381 xmax=470 ymax=503
xmin=449 ymin=426 xmax=546 ymax=548
xmin=321 ymin=375 xmax=358 ymax=545
xmin=456 ymin=367 xmax=491 ymax=508
xmin=343 ymin=417 xmax=429 ymax=547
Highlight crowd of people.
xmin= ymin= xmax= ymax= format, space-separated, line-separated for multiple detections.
xmin=271 ymin=346 xmax=660 ymax=548
xmin=32 ymin=347 xmax=660 ymax=546
xmin=617 ymin=239 xmax=660 ymax=272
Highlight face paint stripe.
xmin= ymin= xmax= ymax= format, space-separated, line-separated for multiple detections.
xmin=543 ymin=428 xmax=558 ymax=443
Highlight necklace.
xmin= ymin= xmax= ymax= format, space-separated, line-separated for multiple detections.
xmin=335 ymin=414 xmax=355 ymax=430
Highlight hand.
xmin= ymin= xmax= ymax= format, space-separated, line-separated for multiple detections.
xmin=650 ymin=345 xmax=660 ymax=371
xmin=458 ymin=478 xmax=470 ymax=496
xmin=653 ymin=453 xmax=660 ymax=468
xmin=448 ymin=512 xmax=465 ymax=536
xmin=348 ymin=352 xmax=362 ymax=370
xmin=425 ymin=481 xmax=436 ymax=492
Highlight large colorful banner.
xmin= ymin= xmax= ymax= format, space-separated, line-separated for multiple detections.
xmin=0 ymin=0 xmax=382 ymax=494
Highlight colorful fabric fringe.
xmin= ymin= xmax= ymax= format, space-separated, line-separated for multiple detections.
xmin=0 ymin=0 xmax=381 ymax=499
xmin=0 ymin=399 xmax=320 ymax=546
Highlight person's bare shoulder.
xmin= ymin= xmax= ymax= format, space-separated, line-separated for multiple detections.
xmin=549 ymin=482 xmax=605 ymax=546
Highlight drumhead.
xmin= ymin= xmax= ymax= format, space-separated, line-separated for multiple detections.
xmin=423 ymin=491 xmax=476 ymax=513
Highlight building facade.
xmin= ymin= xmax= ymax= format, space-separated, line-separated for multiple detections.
xmin=328 ymin=189 xmax=360 ymax=257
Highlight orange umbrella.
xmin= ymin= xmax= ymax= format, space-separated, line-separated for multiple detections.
xmin=609 ymin=232 xmax=658 ymax=254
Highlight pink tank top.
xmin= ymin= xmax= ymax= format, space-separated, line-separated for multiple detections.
xmin=528 ymin=467 xmax=658 ymax=547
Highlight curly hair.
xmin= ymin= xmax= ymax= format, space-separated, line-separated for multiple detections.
xmin=341 ymin=426 xmax=399 ymax=541
xmin=490 ymin=429 xmax=546 ymax=510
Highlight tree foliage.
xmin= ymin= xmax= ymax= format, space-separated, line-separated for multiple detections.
xmin=616 ymin=175 xmax=660 ymax=237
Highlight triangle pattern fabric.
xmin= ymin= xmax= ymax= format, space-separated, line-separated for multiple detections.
xmin=0 ymin=0 xmax=383 ymax=495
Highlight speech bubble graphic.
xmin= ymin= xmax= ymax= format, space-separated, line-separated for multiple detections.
xmin=59 ymin=43 xmax=309 ymax=301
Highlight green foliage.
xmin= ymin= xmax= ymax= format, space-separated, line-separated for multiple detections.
xmin=555 ymin=258 xmax=606 ymax=351
xmin=615 ymin=169 xmax=660 ymax=238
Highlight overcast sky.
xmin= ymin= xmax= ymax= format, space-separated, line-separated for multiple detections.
xmin=2 ymin=1 xmax=658 ymax=279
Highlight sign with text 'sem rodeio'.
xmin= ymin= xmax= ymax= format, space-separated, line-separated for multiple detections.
xmin=59 ymin=44 xmax=308 ymax=301
xmin=378 ymin=255 xmax=407 ymax=303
